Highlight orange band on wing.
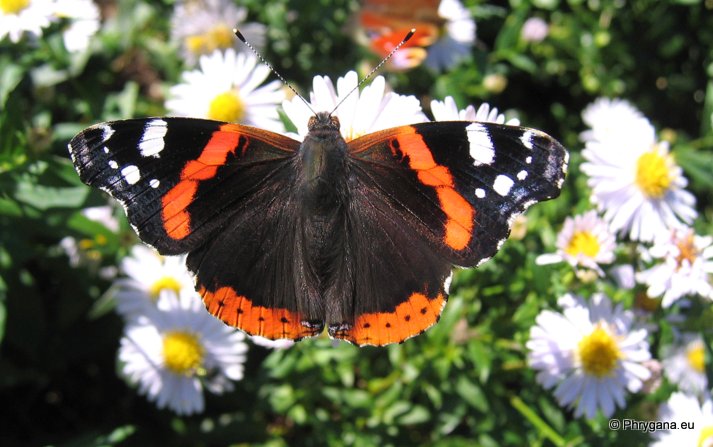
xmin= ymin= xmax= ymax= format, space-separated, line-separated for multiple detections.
xmin=392 ymin=131 xmax=474 ymax=250
xmin=161 ymin=125 xmax=244 ymax=240
xmin=337 ymin=292 xmax=446 ymax=346
xmin=200 ymin=286 xmax=321 ymax=340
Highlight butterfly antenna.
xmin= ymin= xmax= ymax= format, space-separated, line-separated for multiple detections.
xmin=329 ymin=28 xmax=416 ymax=115
xmin=234 ymin=28 xmax=316 ymax=115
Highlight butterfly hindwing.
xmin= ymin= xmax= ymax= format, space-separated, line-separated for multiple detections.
xmin=68 ymin=118 xmax=300 ymax=255
xmin=184 ymin=174 xmax=326 ymax=341
xmin=326 ymin=173 xmax=453 ymax=345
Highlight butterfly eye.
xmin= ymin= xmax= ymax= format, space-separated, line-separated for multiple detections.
xmin=330 ymin=116 xmax=341 ymax=130
xmin=308 ymin=115 xmax=317 ymax=129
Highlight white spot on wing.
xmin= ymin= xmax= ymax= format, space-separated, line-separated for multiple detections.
xmin=493 ymin=175 xmax=514 ymax=196
xmin=475 ymin=188 xmax=486 ymax=198
xmin=558 ymin=151 xmax=570 ymax=188
xmin=520 ymin=130 xmax=535 ymax=150
xmin=101 ymin=124 xmax=115 ymax=142
xmin=121 ymin=165 xmax=141 ymax=185
xmin=108 ymin=160 xmax=118 ymax=169
xmin=139 ymin=119 xmax=168 ymax=157
xmin=443 ymin=272 xmax=454 ymax=294
xmin=517 ymin=170 xmax=528 ymax=181
xmin=103 ymin=146 xmax=110 ymax=154
xmin=476 ymin=255 xmax=492 ymax=267
xmin=149 ymin=179 xmax=160 ymax=188
xmin=525 ymin=156 xmax=532 ymax=164
xmin=466 ymin=123 xmax=495 ymax=166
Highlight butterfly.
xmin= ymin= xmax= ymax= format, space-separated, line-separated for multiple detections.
xmin=357 ymin=0 xmax=474 ymax=71
xmin=68 ymin=100 xmax=567 ymax=347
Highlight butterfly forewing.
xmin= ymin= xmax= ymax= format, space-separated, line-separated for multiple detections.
xmin=69 ymin=118 xmax=300 ymax=254
xmin=347 ymin=121 xmax=568 ymax=267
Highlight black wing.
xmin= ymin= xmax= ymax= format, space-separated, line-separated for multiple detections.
xmin=327 ymin=121 xmax=567 ymax=345
xmin=69 ymin=117 xmax=299 ymax=254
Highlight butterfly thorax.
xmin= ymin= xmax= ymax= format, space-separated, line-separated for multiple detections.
xmin=298 ymin=112 xmax=348 ymax=215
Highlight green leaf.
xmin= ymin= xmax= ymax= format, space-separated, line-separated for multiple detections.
xmin=288 ymin=404 xmax=308 ymax=425
xmin=0 ymin=92 xmax=27 ymax=173
xmin=455 ymin=376 xmax=488 ymax=412
xmin=0 ymin=57 xmax=24 ymax=108
xmin=510 ymin=395 xmax=565 ymax=446
xmin=14 ymin=182 xmax=89 ymax=210
xmin=0 ymin=276 xmax=6 ymax=344
xmin=701 ymin=77 xmax=713 ymax=137
xmin=382 ymin=401 xmax=412 ymax=425
xmin=397 ymin=404 xmax=430 ymax=425
xmin=676 ymin=143 xmax=713 ymax=191
xmin=0 ymin=197 xmax=22 ymax=217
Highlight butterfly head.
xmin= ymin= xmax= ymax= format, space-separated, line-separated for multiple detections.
xmin=308 ymin=112 xmax=341 ymax=133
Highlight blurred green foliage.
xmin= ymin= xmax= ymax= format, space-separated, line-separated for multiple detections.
xmin=1 ymin=0 xmax=712 ymax=446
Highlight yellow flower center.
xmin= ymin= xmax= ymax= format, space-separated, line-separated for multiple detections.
xmin=162 ymin=331 xmax=205 ymax=375
xmin=207 ymin=25 xmax=235 ymax=50
xmin=78 ymin=233 xmax=108 ymax=250
xmin=185 ymin=24 xmax=235 ymax=55
xmin=634 ymin=291 xmax=661 ymax=312
xmin=343 ymin=126 xmax=364 ymax=142
xmin=635 ymin=149 xmax=672 ymax=199
xmin=149 ymin=276 xmax=183 ymax=299
xmin=698 ymin=426 xmax=713 ymax=447
xmin=578 ymin=325 xmax=622 ymax=377
xmin=675 ymin=232 xmax=698 ymax=270
xmin=0 ymin=0 xmax=29 ymax=14
xmin=208 ymin=90 xmax=245 ymax=123
xmin=687 ymin=343 xmax=705 ymax=373
xmin=565 ymin=230 xmax=600 ymax=258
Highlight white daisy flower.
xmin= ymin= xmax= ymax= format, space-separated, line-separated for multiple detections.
xmin=0 ymin=0 xmax=56 ymax=43
xmin=424 ymin=0 xmax=476 ymax=71
xmin=527 ymin=293 xmax=651 ymax=419
xmin=662 ymin=334 xmax=708 ymax=396
xmin=166 ymin=49 xmax=285 ymax=132
xmin=249 ymin=335 xmax=294 ymax=350
xmin=171 ymin=0 xmax=266 ymax=65
xmin=282 ymin=70 xmax=427 ymax=142
xmin=80 ymin=204 xmax=120 ymax=232
xmin=580 ymin=99 xmax=697 ymax=241
xmin=59 ymin=205 xmax=120 ymax=277
xmin=430 ymin=96 xmax=520 ymax=125
xmin=610 ymin=264 xmax=636 ymax=290
xmin=54 ymin=0 xmax=100 ymax=53
xmin=119 ymin=289 xmax=247 ymax=415
xmin=636 ymin=227 xmax=713 ymax=307
xmin=650 ymin=392 xmax=713 ymax=447
xmin=113 ymin=245 xmax=195 ymax=321
xmin=580 ymin=97 xmax=650 ymax=145
xmin=535 ymin=210 xmax=616 ymax=277
xmin=521 ymin=17 xmax=548 ymax=43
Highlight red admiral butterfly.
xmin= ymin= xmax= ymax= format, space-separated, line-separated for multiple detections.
xmin=68 ymin=40 xmax=567 ymax=347
xmin=358 ymin=0 xmax=441 ymax=70
xmin=357 ymin=0 xmax=475 ymax=71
